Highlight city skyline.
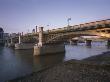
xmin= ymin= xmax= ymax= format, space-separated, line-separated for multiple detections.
xmin=0 ymin=0 xmax=110 ymax=33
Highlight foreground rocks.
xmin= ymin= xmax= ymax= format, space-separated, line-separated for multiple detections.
xmin=8 ymin=61 xmax=110 ymax=82
xmin=83 ymin=51 xmax=110 ymax=65
xmin=8 ymin=52 xmax=110 ymax=82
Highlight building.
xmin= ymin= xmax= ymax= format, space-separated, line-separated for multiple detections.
xmin=0 ymin=27 xmax=4 ymax=45
xmin=4 ymin=33 xmax=9 ymax=41
xmin=10 ymin=33 xmax=19 ymax=38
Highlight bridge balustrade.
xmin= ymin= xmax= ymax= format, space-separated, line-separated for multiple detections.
xmin=90 ymin=22 xmax=95 ymax=25
xmin=74 ymin=25 xmax=80 ymax=29
xmin=84 ymin=23 xmax=89 ymax=27
xmin=80 ymin=23 xmax=96 ymax=30
xmin=69 ymin=26 xmax=75 ymax=30
xmin=88 ymin=26 xmax=96 ymax=30
xmin=101 ymin=30 xmax=106 ymax=32
xmin=105 ymin=24 xmax=110 ymax=27
xmin=95 ymin=21 xmax=103 ymax=28
xmin=106 ymin=30 xmax=110 ymax=33
xmin=105 ymin=19 xmax=110 ymax=25
xmin=66 ymin=28 xmax=76 ymax=32
xmin=47 ymin=19 xmax=110 ymax=34
xmin=66 ymin=26 xmax=77 ymax=32
xmin=80 ymin=24 xmax=85 ymax=28
xmin=99 ymin=20 xmax=107 ymax=27
xmin=95 ymin=24 xmax=103 ymax=29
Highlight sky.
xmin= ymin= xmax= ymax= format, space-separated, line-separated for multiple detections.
xmin=0 ymin=0 xmax=110 ymax=33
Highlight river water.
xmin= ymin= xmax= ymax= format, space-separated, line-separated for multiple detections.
xmin=0 ymin=41 xmax=110 ymax=82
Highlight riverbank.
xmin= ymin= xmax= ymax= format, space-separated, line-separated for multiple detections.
xmin=7 ymin=51 xmax=110 ymax=82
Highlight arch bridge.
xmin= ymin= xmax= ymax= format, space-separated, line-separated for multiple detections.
xmin=7 ymin=19 xmax=110 ymax=45
xmin=42 ymin=19 xmax=110 ymax=44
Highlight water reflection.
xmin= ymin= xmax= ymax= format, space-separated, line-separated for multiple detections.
xmin=0 ymin=42 xmax=110 ymax=82
xmin=14 ymin=49 xmax=33 ymax=65
xmin=33 ymin=53 xmax=65 ymax=72
xmin=64 ymin=42 xmax=110 ymax=61
xmin=0 ymin=48 xmax=33 ymax=82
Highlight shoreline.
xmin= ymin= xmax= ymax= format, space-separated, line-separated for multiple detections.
xmin=7 ymin=51 xmax=110 ymax=82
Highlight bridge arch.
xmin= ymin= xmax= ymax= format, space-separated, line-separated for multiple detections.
xmin=45 ymin=28 xmax=110 ymax=44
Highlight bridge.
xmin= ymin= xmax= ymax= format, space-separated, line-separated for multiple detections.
xmin=7 ymin=19 xmax=110 ymax=45
xmin=40 ymin=19 xmax=110 ymax=44
xmin=6 ymin=19 xmax=110 ymax=55
xmin=33 ymin=19 xmax=110 ymax=55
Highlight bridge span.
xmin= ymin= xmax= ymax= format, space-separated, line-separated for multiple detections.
xmin=5 ymin=19 xmax=110 ymax=55
xmin=33 ymin=19 xmax=110 ymax=55
xmin=7 ymin=19 xmax=110 ymax=45
xmin=43 ymin=19 xmax=110 ymax=44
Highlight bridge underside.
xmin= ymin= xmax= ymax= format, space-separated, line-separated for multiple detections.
xmin=45 ymin=27 xmax=110 ymax=44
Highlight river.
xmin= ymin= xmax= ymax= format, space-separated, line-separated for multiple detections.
xmin=0 ymin=41 xmax=110 ymax=82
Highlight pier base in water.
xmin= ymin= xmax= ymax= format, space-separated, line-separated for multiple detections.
xmin=8 ymin=43 xmax=15 ymax=47
xmin=34 ymin=44 xmax=65 ymax=56
xmin=85 ymin=40 xmax=92 ymax=46
xmin=70 ymin=40 xmax=78 ymax=45
xmin=15 ymin=43 xmax=35 ymax=50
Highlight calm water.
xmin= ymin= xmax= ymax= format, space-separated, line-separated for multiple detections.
xmin=0 ymin=42 xmax=110 ymax=82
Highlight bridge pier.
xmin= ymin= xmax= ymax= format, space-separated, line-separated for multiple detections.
xmin=38 ymin=27 xmax=44 ymax=46
xmin=11 ymin=38 xmax=13 ymax=44
xmin=34 ymin=27 xmax=65 ymax=56
xmin=70 ymin=40 xmax=78 ymax=45
xmin=8 ymin=38 xmax=15 ymax=47
xmin=18 ymin=33 xmax=21 ymax=44
xmin=15 ymin=33 xmax=35 ymax=49
xmin=85 ymin=40 xmax=92 ymax=46
xmin=107 ymin=39 xmax=110 ymax=47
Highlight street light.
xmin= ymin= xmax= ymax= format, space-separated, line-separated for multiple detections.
xmin=67 ymin=18 xmax=71 ymax=27
xmin=46 ymin=25 xmax=50 ymax=33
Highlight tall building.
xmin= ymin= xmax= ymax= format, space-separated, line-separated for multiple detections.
xmin=4 ymin=33 xmax=9 ymax=41
xmin=0 ymin=27 xmax=4 ymax=45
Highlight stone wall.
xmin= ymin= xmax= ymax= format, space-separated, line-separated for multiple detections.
xmin=34 ymin=44 xmax=65 ymax=55
xmin=15 ymin=43 xmax=35 ymax=49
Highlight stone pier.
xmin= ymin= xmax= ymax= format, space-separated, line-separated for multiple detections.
xmin=34 ymin=27 xmax=65 ymax=56
xmin=34 ymin=44 xmax=65 ymax=55
xmin=18 ymin=33 xmax=21 ymax=44
xmin=107 ymin=39 xmax=110 ymax=47
xmin=38 ymin=27 xmax=45 ymax=46
xmin=70 ymin=40 xmax=78 ymax=45
xmin=85 ymin=40 xmax=92 ymax=46
xmin=8 ymin=38 xmax=15 ymax=47
xmin=15 ymin=33 xmax=35 ymax=49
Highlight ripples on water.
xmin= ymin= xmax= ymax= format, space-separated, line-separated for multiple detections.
xmin=0 ymin=41 xmax=110 ymax=82
xmin=65 ymin=41 xmax=110 ymax=60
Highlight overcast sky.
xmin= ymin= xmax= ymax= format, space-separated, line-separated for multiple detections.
xmin=0 ymin=0 xmax=110 ymax=33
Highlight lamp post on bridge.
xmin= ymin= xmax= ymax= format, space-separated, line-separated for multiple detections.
xmin=36 ymin=26 xmax=37 ymax=33
xmin=45 ymin=25 xmax=50 ymax=33
xmin=67 ymin=18 xmax=71 ymax=27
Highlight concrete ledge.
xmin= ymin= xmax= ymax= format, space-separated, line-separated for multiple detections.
xmin=15 ymin=43 xmax=35 ymax=50
xmin=7 ymin=58 xmax=110 ymax=82
xmin=8 ymin=43 xmax=15 ymax=47
xmin=34 ymin=44 xmax=65 ymax=56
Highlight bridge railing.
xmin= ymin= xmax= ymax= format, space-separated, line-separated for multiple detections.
xmin=44 ymin=19 xmax=110 ymax=43
xmin=48 ymin=19 xmax=110 ymax=33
